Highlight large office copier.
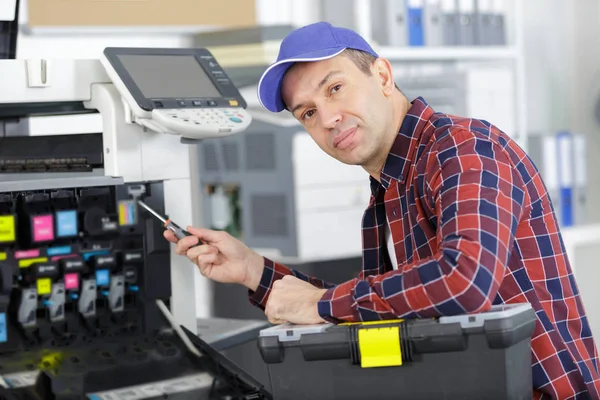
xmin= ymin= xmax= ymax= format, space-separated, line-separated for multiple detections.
xmin=0 ymin=5 xmax=273 ymax=399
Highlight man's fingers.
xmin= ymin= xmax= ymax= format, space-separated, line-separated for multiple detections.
xmin=174 ymin=235 xmax=200 ymax=255
xmin=186 ymin=244 xmax=218 ymax=260
xmin=268 ymin=317 xmax=286 ymax=325
xmin=196 ymin=253 xmax=220 ymax=270
xmin=186 ymin=226 xmax=224 ymax=243
xmin=265 ymin=296 xmax=285 ymax=325
xmin=163 ymin=230 xmax=180 ymax=243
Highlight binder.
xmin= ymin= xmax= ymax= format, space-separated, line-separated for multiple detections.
xmin=573 ymin=134 xmax=587 ymax=225
xmin=529 ymin=132 xmax=588 ymax=228
xmin=490 ymin=0 xmax=506 ymax=45
xmin=456 ymin=0 xmax=476 ymax=46
xmin=474 ymin=0 xmax=494 ymax=45
xmin=556 ymin=131 xmax=574 ymax=228
xmin=406 ymin=0 xmax=425 ymax=46
xmin=424 ymin=0 xmax=444 ymax=47
xmin=371 ymin=0 xmax=407 ymax=47
xmin=440 ymin=0 xmax=458 ymax=46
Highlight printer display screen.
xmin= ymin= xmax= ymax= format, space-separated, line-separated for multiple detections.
xmin=117 ymin=54 xmax=222 ymax=99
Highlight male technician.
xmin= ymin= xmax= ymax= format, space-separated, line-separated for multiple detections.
xmin=165 ymin=22 xmax=600 ymax=399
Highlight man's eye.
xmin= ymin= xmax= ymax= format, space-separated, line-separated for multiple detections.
xmin=302 ymin=110 xmax=315 ymax=120
xmin=331 ymin=84 xmax=342 ymax=94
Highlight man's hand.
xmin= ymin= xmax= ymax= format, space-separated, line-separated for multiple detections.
xmin=164 ymin=226 xmax=264 ymax=291
xmin=265 ymin=275 xmax=328 ymax=325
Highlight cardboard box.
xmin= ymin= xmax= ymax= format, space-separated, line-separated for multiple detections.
xmin=27 ymin=0 xmax=256 ymax=28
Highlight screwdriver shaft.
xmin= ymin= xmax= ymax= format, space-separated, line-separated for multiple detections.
xmin=137 ymin=200 xmax=167 ymax=223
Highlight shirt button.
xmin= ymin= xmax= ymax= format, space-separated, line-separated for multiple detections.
xmin=392 ymin=209 xmax=397 ymax=217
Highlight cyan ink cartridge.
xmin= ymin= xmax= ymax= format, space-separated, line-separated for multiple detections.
xmin=51 ymin=190 xmax=79 ymax=238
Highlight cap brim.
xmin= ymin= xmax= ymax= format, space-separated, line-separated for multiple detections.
xmin=257 ymin=47 xmax=346 ymax=113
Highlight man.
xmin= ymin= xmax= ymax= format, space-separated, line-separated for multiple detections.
xmin=165 ymin=22 xmax=600 ymax=399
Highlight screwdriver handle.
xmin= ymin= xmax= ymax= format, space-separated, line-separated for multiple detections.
xmin=164 ymin=220 xmax=190 ymax=240
xmin=164 ymin=220 xmax=203 ymax=246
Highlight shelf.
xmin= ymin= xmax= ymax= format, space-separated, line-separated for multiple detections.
xmin=0 ymin=169 xmax=123 ymax=192
xmin=377 ymin=46 xmax=519 ymax=61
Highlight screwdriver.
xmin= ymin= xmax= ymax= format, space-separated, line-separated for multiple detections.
xmin=137 ymin=199 xmax=201 ymax=244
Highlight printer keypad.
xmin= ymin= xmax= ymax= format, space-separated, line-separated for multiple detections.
xmin=163 ymin=108 xmax=245 ymax=128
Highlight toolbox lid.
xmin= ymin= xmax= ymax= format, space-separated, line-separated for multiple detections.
xmin=257 ymin=303 xmax=537 ymax=366
xmin=259 ymin=302 xmax=535 ymax=342
xmin=259 ymin=322 xmax=333 ymax=342
xmin=438 ymin=303 xmax=533 ymax=328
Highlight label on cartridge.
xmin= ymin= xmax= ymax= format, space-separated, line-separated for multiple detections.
xmin=64 ymin=273 xmax=79 ymax=290
xmin=47 ymin=245 xmax=72 ymax=257
xmin=15 ymin=249 xmax=39 ymax=259
xmin=101 ymin=217 xmax=118 ymax=233
xmin=36 ymin=278 xmax=52 ymax=296
xmin=18 ymin=257 xmax=48 ymax=268
xmin=0 ymin=312 xmax=7 ymax=343
xmin=118 ymin=200 xmax=137 ymax=226
xmin=63 ymin=259 xmax=84 ymax=272
xmin=95 ymin=270 xmax=110 ymax=286
xmin=0 ymin=215 xmax=16 ymax=243
xmin=94 ymin=255 xmax=116 ymax=269
xmin=34 ymin=262 xmax=59 ymax=278
xmin=123 ymin=266 xmax=137 ymax=283
xmin=56 ymin=210 xmax=78 ymax=237
xmin=122 ymin=250 xmax=143 ymax=263
xmin=32 ymin=214 xmax=54 ymax=243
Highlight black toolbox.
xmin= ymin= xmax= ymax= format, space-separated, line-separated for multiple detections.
xmin=257 ymin=303 xmax=537 ymax=400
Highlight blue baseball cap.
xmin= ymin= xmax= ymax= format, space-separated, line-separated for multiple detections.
xmin=257 ymin=21 xmax=379 ymax=113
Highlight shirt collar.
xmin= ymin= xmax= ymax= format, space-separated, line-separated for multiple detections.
xmin=371 ymin=97 xmax=435 ymax=193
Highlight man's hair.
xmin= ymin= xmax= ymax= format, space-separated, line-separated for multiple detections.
xmin=341 ymin=49 xmax=401 ymax=91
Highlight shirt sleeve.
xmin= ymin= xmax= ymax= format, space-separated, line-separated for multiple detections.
xmin=317 ymin=129 xmax=527 ymax=322
xmin=248 ymin=256 xmax=337 ymax=310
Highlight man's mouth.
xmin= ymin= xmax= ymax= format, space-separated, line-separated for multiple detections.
xmin=333 ymin=128 xmax=357 ymax=148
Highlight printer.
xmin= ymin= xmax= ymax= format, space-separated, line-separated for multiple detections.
xmin=0 ymin=41 xmax=271 ymax=398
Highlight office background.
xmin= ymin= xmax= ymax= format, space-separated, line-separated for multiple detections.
xmin=4 ymin=0 xmax=599 ymax=337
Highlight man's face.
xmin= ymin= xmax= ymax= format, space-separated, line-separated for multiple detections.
xmin=281 ymin=55 xmax=394 ymax=167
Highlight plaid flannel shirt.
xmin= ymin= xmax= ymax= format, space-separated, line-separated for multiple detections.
xmin=249 ymin=97 xmax=600 ymax=399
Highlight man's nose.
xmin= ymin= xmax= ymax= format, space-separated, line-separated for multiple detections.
xmin=319 ymin=105 xmax=341 ymax=129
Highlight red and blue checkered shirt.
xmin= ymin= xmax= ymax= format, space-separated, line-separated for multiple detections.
xmin=249 ymin=97 xmax=600 ymax=399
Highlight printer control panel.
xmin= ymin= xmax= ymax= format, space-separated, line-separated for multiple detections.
xmin=152 ymin=107 xmax=251 ymax=136
xmin=100 ymin=47 xmax=252 ymax=140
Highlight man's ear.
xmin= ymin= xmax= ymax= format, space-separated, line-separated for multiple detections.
xmin=373 ymin=58 xmax=395 ymax=96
